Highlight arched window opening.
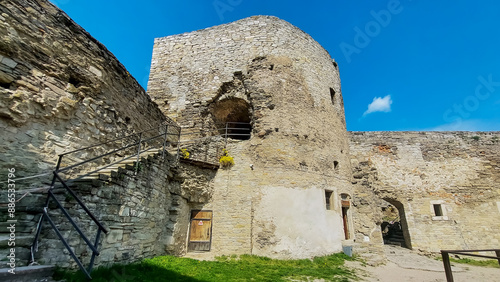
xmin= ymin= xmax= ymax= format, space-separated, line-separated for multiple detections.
xmin=211 ymin=98 xmax=252 ymax=140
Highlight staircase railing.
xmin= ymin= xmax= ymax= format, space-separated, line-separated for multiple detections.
xmin=441 ymin=249 xmax=500 ymax=282
xmin=29 ymin=122 xmax=181 ymax=280
xmin=178 ymin=122 xmax=251 ymax=165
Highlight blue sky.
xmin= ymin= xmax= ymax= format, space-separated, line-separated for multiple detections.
xmin=51 ymin=0 xmax=500 ymax=131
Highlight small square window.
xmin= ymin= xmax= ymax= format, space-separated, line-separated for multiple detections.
xmin=325 ymin=191 xmax=333 ymax=210
xmin=433 ymin=204 xmax=443 ymax=216
xmin=431 ymin=201 xmax=448 ymax=220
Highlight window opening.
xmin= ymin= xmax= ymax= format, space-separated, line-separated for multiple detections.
xmin=433 ymin=204 xmax=443 ymax=216
xmin=325 ymin=190 xmax=333 ymax=210
xmin=330 ymin=88 xmax=336 ymax=105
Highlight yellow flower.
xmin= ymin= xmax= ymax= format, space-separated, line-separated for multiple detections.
xmin=219 ymin=149 xmax=234 ymax=168
xmin=180 ymin=148 xmax=190 ymax=159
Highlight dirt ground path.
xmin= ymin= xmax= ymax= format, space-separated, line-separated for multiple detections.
xmin=346 ymin=245 xmax=500 ymax=282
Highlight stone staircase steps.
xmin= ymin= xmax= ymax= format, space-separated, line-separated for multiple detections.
xmin=82 ymin=148 xmax=164 ymax=180
xmin=0 ymin=265 xmax=55 ymax=282
xmin=0 ymin=146 xmax=172 ymax=276
xmin=385 ymin=228 xmax=406 ymax=247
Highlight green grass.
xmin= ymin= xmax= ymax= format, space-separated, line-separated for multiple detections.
xmin=436 ymin=257 xmax=500 ymax=268
xmin=54 ymin=253 xmax=357 ymax=282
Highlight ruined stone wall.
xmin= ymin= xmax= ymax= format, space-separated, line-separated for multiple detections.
xmin=0 ymin=0 xmax=167 ymax=185
xmin=148 ymin=16 xmax=345 ymax=132
xmin=149 ymin=16 xmax=353 ymax=259
xmin=349 ymin=131 xmax=500 ymax=256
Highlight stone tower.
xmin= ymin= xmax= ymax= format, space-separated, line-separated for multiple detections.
xmin=148 ymin=16 xmax=354 ymax=258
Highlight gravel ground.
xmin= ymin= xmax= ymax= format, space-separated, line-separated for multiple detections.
xmin=346 ymin=245 xmax=500 ymax=282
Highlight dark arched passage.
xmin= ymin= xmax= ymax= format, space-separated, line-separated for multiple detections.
xmin=381 ymin=198 xmax=412 ymax=249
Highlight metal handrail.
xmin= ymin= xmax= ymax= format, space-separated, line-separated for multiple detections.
xmin=30 ymin=122 xmax=181 ymax=280
xmin=56 ymin=123 xmax=180 ymax=175
xmin=58 ymin=141 xmax=139 ymax=173
xmin=59 ymin=125 xmax=168 ymax=156
xmin=224 ymin=121 xmax=252 ymax=125
xmin=217 ymin=127 xmax=251 ymax=131
xmin=178 ymin=122 xmax=251 ymax=165
xmin=441 ymin=249 xmax=500 ymax=282
xmin=65 ymin=147 xmax=158 ymax=185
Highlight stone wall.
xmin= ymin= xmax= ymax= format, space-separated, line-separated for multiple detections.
xmin=149 ymin=16 xmax=354 ymax=259
xmin=349 ymin=131 xmax=500 ymax=260
xmin=0 ymin=0 xmax=167 ymax=186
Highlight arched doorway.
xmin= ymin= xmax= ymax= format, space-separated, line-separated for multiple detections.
xmin=381 ymin=199 xmax=412 ymax=249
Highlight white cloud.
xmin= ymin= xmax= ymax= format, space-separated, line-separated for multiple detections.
xmin=363 ymin=95 xmax=393 ymax=116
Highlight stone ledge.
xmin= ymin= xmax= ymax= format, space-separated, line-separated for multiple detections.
xmin=0 ymin=265 xmax=55 ymax=282
xmin=180 ymin=158 xmax=220 ymax=170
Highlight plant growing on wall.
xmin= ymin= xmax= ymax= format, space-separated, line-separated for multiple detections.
xmin=136 ymin=161 xmax=144 ymax=172
xmin=181 ymin=148 xmax=190 ymax=159
xmin=219 ymin=148 xmax=234 ymax=168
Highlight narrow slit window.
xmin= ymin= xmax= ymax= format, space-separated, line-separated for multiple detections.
xmin=325 ymin=190 xmax=333 ymax=210
xmin=330 ymin=88 xmax=336 ymax=105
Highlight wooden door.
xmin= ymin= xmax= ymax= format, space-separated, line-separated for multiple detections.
xmin=342 ymin=207 xmax=349 ymax=240
xmin=188 ymin=210 xmax=213 ymax=252
xmin=341 ymin=199 xmax=350 ymax=240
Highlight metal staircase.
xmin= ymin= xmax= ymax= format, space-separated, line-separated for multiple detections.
xmin=29 ymin=123 xmax=181 ymax=280
xmin=26 ymin=121 xmax=250 ymax=279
